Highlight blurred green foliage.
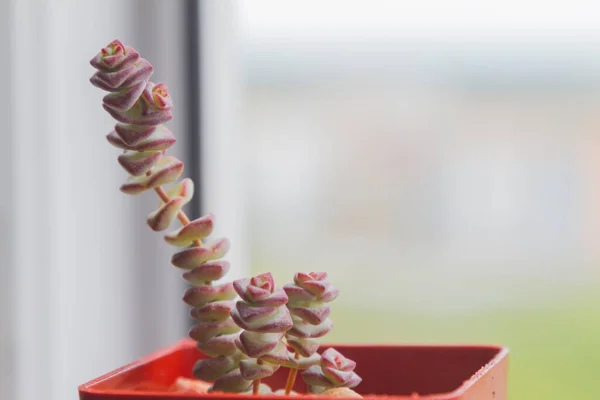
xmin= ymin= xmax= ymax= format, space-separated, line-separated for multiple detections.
xmin=329 ymin=292 xmax=599 ymax=399
xmin=254 ymin=265 xmax=599 ymax=399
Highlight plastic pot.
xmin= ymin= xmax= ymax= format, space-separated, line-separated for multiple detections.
xmin=78 ymin=339 xmax=508 ymax=399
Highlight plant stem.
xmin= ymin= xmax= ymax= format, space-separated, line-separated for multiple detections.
xmin=153 ymin=186 xmax=202 ymax=247
xmin=253 ymin=359 xmax=263 ymax=395
xmin=284 ymin=352 xmax=301 ymax=395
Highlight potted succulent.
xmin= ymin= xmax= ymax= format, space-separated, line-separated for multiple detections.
xmin=79 ymin=40 xmax=509 ymax=400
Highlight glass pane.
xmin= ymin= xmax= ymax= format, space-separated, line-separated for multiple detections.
xmin=239 ymin=2 xmax=600 ymax=399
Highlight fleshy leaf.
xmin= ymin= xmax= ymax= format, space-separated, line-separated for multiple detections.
xmin=287 ymin=336 xmax=321 ymax=358
xmin=114 ymin=123 xmax=156 ymax=145
xmin=90 ymin=40 xmax=140 ymax=72
xmin=321 ymin=348 xmax=357 ymax=372
xmin=182 ymin=260 xmax=230 ymax=285
xmin=283 ymin=284 xmax=316 ymax=304
xmin=209 ymin=369 xmax=252 ymax=393
xmin=196 ymin=333 xmax=240 ymax=357
xmin=258 ymin=341 xmax=291 ymax=365
xmin=164 ymin=178 xmax=194 ymax=204
xmin=302 ymin=366 xmax=334 ymax=389
xmin=171 ymin=238 xmax=230 ymax=269
xmin=183 ymin=282 xmax=237 ymax=307
xmin=146 ymin=197 xmax=185 ymax=231
xmin=289 ymin=305 xmax=331 ymax=325
xmin=323 ymin=367 xmax=360 ymax=387
xmin=287 ymin=317 xmax=333 ymax=338
xmin=165 ymin=214 xmax=214 ymax=247
xmin=118 ymin=150 xmax=162 ymax=176
xmin=102 ymin=80 xmax=148 ymax=112
xmin=236 ymin=331 xmax=284 ymax=358
xmin=103 ymin=81 xmax=172 ymax=125
xmin=231 ymin=303 xmax=292 ymax=333
xmin=300 ymin=349 xmax=362 ymax=391
xmin=239 ymin=359 xmax=280 ymax=381
xmin=90 ymin=58 xmax=153 ymax=93
xmin=189 ymin=319 xmax=241 ymax=344
xmin=107 ymin=124 xmax=176 ymax=152
xmin=120 ymin=156 xmax=184 ymax=195
xmin=234 ymin=279 xmax=288 ymax=306
xmin=190 ymin=300 xmax=236 ymax=322
xmin=193 ymin=356 xmax=239 ymax=382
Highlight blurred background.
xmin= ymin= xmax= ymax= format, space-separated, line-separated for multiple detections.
xmin=1 ymin=1 xmax=599 ymax=399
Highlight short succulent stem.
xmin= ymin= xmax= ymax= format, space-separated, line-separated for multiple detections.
xmin=284 ymin=352 xmax=301 ymax=395
xmin=153 ymin=186 xmax=202 ymax=247
xmin=252 ymin=359 xmax=263 ymax=395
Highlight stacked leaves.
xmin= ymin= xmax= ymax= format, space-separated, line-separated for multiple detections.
xmin=176 ymin=221 xmax=246 ymax=392
xmin=90 ymin=40 xmax=180 ymax=195
xmin=283 ymin=272 xmax=338 ymax=360
xmin=90 ymin=40 xmax=244 ymax=392
xmin=90 ymin=40 xmax=363 ymax=396
xmin=302 ymin=348 xmax=362 ymax=393
xmin=231 ymin=273 xmax=294 ymax=383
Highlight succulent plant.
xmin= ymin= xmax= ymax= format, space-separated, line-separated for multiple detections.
xmin=284 ymin=272 xmax=338 ymax=356
xmin=179 ymin=231 xmax=250 ymax=393
xmin=281 ymin=272 xmax=338 ymax=394
xmin=90 ymin=39 xmax=247 ymax=393
xmin=230 ymin=273 xmax=294 ymax=393
xmin=90 ymin=39 xmax=362 ymax=397
xmin=301 ymin=348 xmax=362 ymax=393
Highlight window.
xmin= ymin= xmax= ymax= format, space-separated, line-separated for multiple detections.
xmin=239 ymin=2 xmax=600 ymax=399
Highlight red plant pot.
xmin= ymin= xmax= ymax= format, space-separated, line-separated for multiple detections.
xmin=78 ymin=339 xmax=508 ymax=400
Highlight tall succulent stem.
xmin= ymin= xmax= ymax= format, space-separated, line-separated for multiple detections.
xmin=231 ymin=273 xmax=294 ymax=393
xmin=90 ymin=39 xmax=362 ymax=396
xmin=282 ymin=272 xmax=340 ymax=393
xmin=284 ymin=352 xmax=301 ymax=395
xmin=252 ymin=359 xmax=264 ymax=395
xmin=90 ymin=39 xmax=246 ymax=393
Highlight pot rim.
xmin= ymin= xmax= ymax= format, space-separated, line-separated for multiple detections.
xmin=78 ymin=339 xmax=509 ymax=399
